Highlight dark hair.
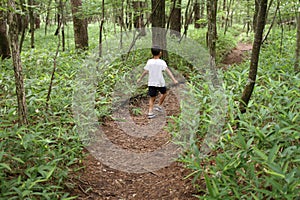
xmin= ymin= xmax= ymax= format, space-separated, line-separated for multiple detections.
xmin=151 ymin=46 xmax=161 ymax=56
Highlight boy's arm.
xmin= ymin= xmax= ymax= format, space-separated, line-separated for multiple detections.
xmin=137 ymin=70 xmax=148 ymax=83
xmin=166 ymin=68 xmax=178 ymax=84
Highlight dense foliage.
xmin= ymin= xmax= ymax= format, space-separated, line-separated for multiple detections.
xmin=0 ymin=26 xmax=84 ymax=199
xmin=179 ymin=29 xmax=300 ymax=199
xmin=1 ymin=18 xmax=299 ymax=200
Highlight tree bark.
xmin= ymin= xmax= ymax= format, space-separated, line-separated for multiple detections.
xmin=126 ymin=0 xmax=132 ymax=30
xmin=207 ymin=0 xmax=217 ymax=59
xmin=8 ymin=0 xmax=28 ymax=126
xmin=70 ymin=0 xmax=89 ymax=50
xmin=28 ymin=0 xmax=35 ymax=48
xmin=0 ymin=7 xmax=10 ymax=59
xmin=99 ymin=0 xmax=105 ymax=57
xmin=151 ymin=0 xmax=167 ymax=58
xmin=253 ymin=0 xmax=260 ymax=33
xmin=59 ymin=0 xmax=65 ymax=51
xmin=170 ymin=0 xmax=181 ymax=37
xmin=133 ymin=1 xmax=146 ymax=36
xmin=45 ymin=0 xmax=52 ymax=35
xmin=221 ymin=0 xmax=226 ymax=27
xmin=19 ymin=0 xmax=27 ymax=53
xmin=194 ymin=0 xmax=200 ymax=28
xmin=239 ymin=0 xmax=268 ymax=113
xmin=295 ymin=10 xmax=300 ymax=74
xmin=207 ymin=0 xmax=219 ymax=87
xmin=224 ymin=0 xmax=232 ymax=35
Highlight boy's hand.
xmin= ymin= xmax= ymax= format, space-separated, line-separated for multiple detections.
xmin=174 ymin=80 xmax=178 ymax=84
xmin=137 ymin=78 xmax=141 ymax=83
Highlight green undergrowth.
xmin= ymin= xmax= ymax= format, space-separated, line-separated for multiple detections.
xmin=173 ymin=29 xmax=300 ymax=199
xmin=0 ymin=27 xmax=86 ymax=198
xmin=1 ymin=21 xmax=298 ymax=199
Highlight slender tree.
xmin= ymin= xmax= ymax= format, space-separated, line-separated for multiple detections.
xmin=253 ymin=0 xmax=259 ymax=33
xmin=133 ymin=1 xmax=146 ymax=36
xmin=19 ymin=0 xmax=27 ymax=53
xmin=295 ymin=9 xmax=300 ymax=73
xmin=151 ymin=0 xmax=167 ymax=58
xmin=0 ymin=6 xmax=10 ymax=59
xmin=194 ymin=0 xmax=201 ymax=28
xmin=99 ymin=0 xmax=105 ymax=57
xmin=8 ymin=0 xmax=28 ymax=126
xmin=125 ymin=0 xmax=133 ymax=30
xmin=170 ymin=0 xmax=181 ymax=37
xmin=207 ymin=0 xmax=219 ymax=88
xmin=224 ymin=0 xmax=233 ymax=35
xmin=28 ymin=0 xmax=35 ymax=48
xmin=207 ymin=0 xmax=218 ymax=59
xmin=45 ymin=0 xmax=52 ymax=35
xmin=239 ymin=0 xmax=268 ymax=113
xmin=70 ymin=0 xmax=89 ymax=50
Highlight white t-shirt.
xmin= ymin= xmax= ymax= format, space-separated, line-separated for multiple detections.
xmin=144 ymin=58 xmax=168 ymax=87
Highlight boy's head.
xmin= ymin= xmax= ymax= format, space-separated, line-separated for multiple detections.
xmin=151 ymin=46 xmax=162 ymax=56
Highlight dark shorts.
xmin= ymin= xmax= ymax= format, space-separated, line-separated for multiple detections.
xmin=148 ymin=86 xmax=167 ymax=97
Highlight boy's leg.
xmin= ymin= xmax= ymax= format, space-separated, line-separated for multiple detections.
xmin=148 ymin=86 xmax=157 ymax=115
xmin=158 ymin=92 xmax=167 ymax=106
xmin=158 ymin=87 xmax=167 ymax=106
xmin=149 ymin=96 xmax=156 ymax=114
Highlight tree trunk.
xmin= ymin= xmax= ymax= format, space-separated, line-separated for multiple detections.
xmin=253 ymin=0 xmax=260 ymax=33
xmin=19 ymin=0 xmax=27 ymax=53
xmin=170 ymin=0 xmax=181 ymax=37
xmin=207 ymin=0 xmax=219 ymax=87
xmin=70 ymin=0 xmax=89 ymax=50
xmin=45 ymin=0 xmax=52 ymax=35
xmin=295 ymin=11 xmax=300 ymax=74
xmin=207 ymin=0 xmax=217 ymax=59
xmin=239 ymin=0 xmax=268 ymax=113
xmin=99 ymin=0 xmax=105 ymax=57
xmin=221 ymin=0 xmax=226 ymax=27
xmin=59 ymin=0 xmax=65 ymax=51
xmin=126 ymin=0 xmax=132 ymax=30
xmin=200 ymin=0 xmax=205 ymax=19
xmin=133 ymin=1 xmax=146 ymax=36
xmin=224 ymin=0 xmax=232 ymax=35
xmin=194 ymin=0 xmax=201 ymax=28
xmin=181 ymin=0 xmax=193 ymax=39
xmin=28 ymin=0 xmax=35 ymax=48
xmin=151 ymin=0 xmax=167 ymax=58
xmin=246 ymin=0 xmax=250 ymax=35
xmin=8 ymin=0 xmax=28 ymax=126
xmin=0 ymin=8 xmax=10 ymax=59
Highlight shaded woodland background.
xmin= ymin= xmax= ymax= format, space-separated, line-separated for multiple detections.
xmin=0 ymin=0 xmax=299 ymax=199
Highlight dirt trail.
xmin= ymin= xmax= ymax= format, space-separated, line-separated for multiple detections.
xmin=68 ymin=90 xmax=198 ymax=200
xmin=221 ymin=42 xmax=252 ymax=66
xmin=68 ymin=43 xmax=252 ymax=200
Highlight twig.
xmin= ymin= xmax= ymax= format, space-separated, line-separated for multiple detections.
xmin=78 ymin=184 xmax=90 ymax=196
xmin=46 ymin=31 xmax=61 ymax=109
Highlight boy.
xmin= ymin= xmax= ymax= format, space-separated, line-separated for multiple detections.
xmin=137 ymin=46 xmax=178 ymax=119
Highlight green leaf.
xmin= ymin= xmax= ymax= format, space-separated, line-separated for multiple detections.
xmin=263 ymin=168 xmax=285 ymax=179
xmin=204 ymin=174 xmax=219 ymax=197
xmin=253 ymin=146 xmax=268 ymax=161
xmin=0 ymin=163 xmax=11 ymax=171
xmin=11 ymin=156 xmax=25 ymax=164
xmin=237 ymin=132 xmax=247 ymax=149
xmin=250 ymin=193 xmax=260 ymax=200
xmin=268 ymin=144 xmax=279 ymax=163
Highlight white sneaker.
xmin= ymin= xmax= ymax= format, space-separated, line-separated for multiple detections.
xmin=147 ymin=113 xmax=156 ymax=119
xmin=154 ymin=105 xmax=163 ymax=112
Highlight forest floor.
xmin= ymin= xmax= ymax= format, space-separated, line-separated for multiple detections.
xmin=67 ymin=42 xmax=252 ymax=200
